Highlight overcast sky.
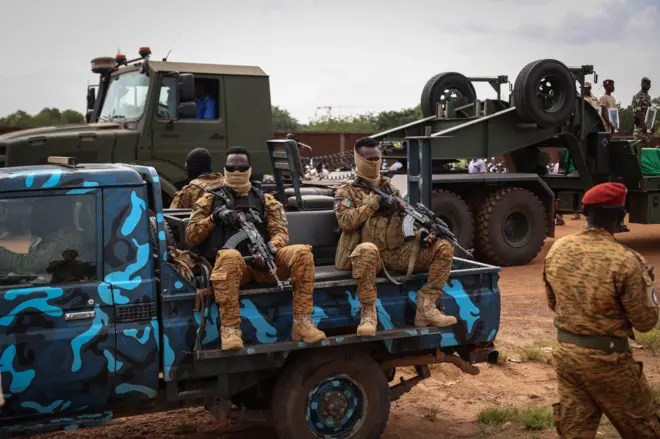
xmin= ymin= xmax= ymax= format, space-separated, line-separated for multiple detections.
xmin=1 ymin=0 xmax=658 ymax=122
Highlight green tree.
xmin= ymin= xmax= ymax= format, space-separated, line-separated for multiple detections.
xmin=272 ymin=105 xmax=300 ymax=132
xmin=0 ymin=108 xmax=85 ymax=128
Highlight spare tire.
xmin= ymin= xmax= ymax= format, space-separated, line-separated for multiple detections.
xmin=149 ymin=215 xmax=176 ymax=253
xmin=421 ymin=72 xmax=477 ymax=117
xmin=513 ymin=59 xmax=575 ymax=128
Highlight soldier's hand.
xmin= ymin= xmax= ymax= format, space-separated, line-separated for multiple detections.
xmin=426 ymin=233 xmax=438 ymax=245
xmin=212 ymin=207 xmax=239 ymax=226
xmin=252 ymin=253 xmax=265 ymax=267
xmin=379 ymin=194 xmax=399 ymax=213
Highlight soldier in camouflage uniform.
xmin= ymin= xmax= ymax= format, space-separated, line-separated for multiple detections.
xmin=583 ymin=81 xmax=600 ymax=111
xmin=186 ymin=147 xmax=326 ymax=351
xmin=598 ymin=79 xmax=617 ymax=133
xmin=632 ymin=77 xmax=653 ymax=147
xmin=544 ymin=182 xmax=660 ymax=438
xmin=334 ymin=137 xmax=457 ymax=337
xmin=170 ymin=148 xmax=225 ymax=209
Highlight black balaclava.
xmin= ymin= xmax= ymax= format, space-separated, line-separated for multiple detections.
xmin=185 ymin=148 xmax=212 ymax=180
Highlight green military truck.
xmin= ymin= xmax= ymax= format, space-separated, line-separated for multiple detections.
xmin=0 ymin=47 xmax=272 ymax=207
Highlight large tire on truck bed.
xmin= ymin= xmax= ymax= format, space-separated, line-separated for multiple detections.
xmin=272 ymin=351 xmax=390 ymax=439
xmin=513 ymin=59 xmax=575 ymax=128
xmin=475 ymin=187 xmax=546 ymax=266
xmin=421 ymin=72 xmax=477 ymax=117
xmin=431 ymin=189 xmax=474 ymax=254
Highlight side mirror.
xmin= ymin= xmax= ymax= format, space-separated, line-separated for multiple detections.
xmin=86 ymin=87 xmax=96 ymax=111
xmin=178 ymin=102 xmax=197 ymax=119
xmin=177 ymin=73 xmax=195 ymax=103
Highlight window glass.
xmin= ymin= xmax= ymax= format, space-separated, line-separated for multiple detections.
xmin=0 ymin=194 xmax=98 ymax=287
xmin=99 ymin=71 xmax=150 ymax=122
xmin=157 ymin=77 xmax=219 ymax=120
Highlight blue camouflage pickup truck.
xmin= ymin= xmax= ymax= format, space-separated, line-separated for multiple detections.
xmin=0 ymin=140 xmax=501 ymax=439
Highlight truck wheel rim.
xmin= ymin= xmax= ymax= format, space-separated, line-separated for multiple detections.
xmin=306 ymin=375 xmax=365 ymax=438
xmin=502 ymin=210 xmax=531 ymax=248
xmin=537 ymin=75 xmax=566 ymax=113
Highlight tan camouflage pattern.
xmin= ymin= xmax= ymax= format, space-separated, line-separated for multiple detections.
xmin=544 ymin=228 xmax=658 ymax=338
xmin=598 ymin=94 xmax=617 ymax=133
xmin=185 ymin=185 xmax=289 ymax=250
xmin=210 ymin=245 xmax=315 ymax=327
xmin=545 ymin=228 xmax=660 ymax=437
xmin=169 ymin=173 xmax=225 ymax=209
xmin=584 ymin=95 xmax=600 ymax=111
xmin=334 ymin=177 xmax=400 ymax=269
xmin=349 ymin=242 xmax=381 ymax=303
xmin=553 ymin=344 xmax=660 ymax=438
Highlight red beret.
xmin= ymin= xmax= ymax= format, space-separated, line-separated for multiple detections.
xmin=603 ymin=79 xmax=615 ymax=86
xmin=582 ymin=182 xmax=627 ymax=207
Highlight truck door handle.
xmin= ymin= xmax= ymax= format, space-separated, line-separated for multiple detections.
xmin=210 ymin=133 xmax=225 ymax=140
xmin=65 ymin=311 xmax=96 ymax=321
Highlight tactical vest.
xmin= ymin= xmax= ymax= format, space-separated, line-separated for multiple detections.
xmin=197 ymin=185 xmax=268 ymax=262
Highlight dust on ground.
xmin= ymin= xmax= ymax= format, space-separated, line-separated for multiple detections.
xmin=36 ymin=218 xmax=660 ymax=439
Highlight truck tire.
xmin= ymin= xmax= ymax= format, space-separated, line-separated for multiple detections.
xmin=149 ymin=216 xmax=176 ymax=251
xmin=475 ymin=187 xmax=546 ymax=266
xmin=513 ymin=59 xmax=575 ymax=128
xmin=431 ymin=190 xmax=474 ymax=253
xmin=272 ymin=351 xmax=390 ymax=439
xmin=421 ymin=72 xmax=477 ymax=117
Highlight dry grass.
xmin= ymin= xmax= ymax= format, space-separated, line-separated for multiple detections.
xmin=634 ymin=326 xmax=660 ymax=355
xmin=477 ymin=405 xmax=554 ymax=430
xmin=518 ymin=340 xmax=555 ymax=364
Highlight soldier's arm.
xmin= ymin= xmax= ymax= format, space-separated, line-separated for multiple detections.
xmin=185 ymin=194 xmax=215 ymax=248
xmin=619 ymin=253 xmax=659 ymax=333
xmin=169 ymin=186 xmax=186 ymax=209
xmin=334 ymin=185 xmax=379 ymax=232
xmin=264 ymin=194 xmax=288 ymax=250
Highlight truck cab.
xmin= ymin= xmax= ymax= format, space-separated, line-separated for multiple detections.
xmin=0 ymin=143 xmax=501 ymax=438
xmin=0 ymin=48 xmax=273 ymax=207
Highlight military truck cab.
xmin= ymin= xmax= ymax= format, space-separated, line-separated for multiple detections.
xmin=0 ymin=48 xmax=273 ymax=207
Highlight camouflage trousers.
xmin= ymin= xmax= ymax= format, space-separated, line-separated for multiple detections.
xmin=210 ymin=245 xmax=315 ymax=327
xmin=634 ymin=126 xmax=653 ymax=147
xmin=349 ymin=238 xmax=454 ymax=303
xmin=553 ymin=342 xmax=660 ymax=438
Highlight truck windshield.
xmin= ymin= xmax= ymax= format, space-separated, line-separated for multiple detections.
xmin=99 ymin=71 xmax=150 ymax=122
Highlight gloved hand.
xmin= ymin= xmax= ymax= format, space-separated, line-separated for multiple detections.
xmin=212 ymin=207 xmax=239 ymax=226
xmin=379 ymin=194 xmax=399 ymax=214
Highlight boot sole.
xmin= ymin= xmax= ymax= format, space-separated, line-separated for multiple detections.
xmin=292 ymin=332 xmax=327 ymax=343
xmin=221 ymin=343 xmax=244 ymax=351
xmin=414 ymin=317 xmax=458 ymax=328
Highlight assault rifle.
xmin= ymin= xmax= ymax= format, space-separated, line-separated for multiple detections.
xmin=212 ymin=188 xmax=287 ymax=291
xmin=353 ymin=179 xmax=474 ymax=259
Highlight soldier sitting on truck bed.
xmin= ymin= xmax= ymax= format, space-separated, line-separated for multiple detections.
xmin=186 ymin=146 xmax=326 ymax=351
xmin=170 ymin=148 xmax=225 ymax=209
xmin=333 ymin=137 xmax=457 ymax=337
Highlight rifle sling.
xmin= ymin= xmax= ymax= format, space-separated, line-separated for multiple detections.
xmin=381 ymin=230 xmax=421 ymax=286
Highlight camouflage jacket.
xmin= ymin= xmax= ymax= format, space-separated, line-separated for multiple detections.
xmin=169 ymin=173 xmax=226 ymax=209
xmin=544 ymin=228 xmax=658 ymax=339
xmin=333 ymin=177 xmax=403 ymax=270
xmin=632 ymin=90 xmax=652 ymax=122
xmin=185 ymin=184 xmax=289 ymax=251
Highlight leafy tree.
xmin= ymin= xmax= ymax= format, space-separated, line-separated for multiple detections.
xmin=0 ymin=108 xmax=85 ymax=128
xmin=272 ymin=105 xmax=299 ymax=132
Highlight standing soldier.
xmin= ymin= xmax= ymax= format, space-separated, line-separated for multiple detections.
xmin=583 ymin=81 xmax=600 ymax=111
xmin=334 ymin=137 xmax=457 ymax=336
xmin=598 ymin=79 xmax=617 ymax=134
xmin=544 ymin=182 xmax=660 ymax=438
xmin=633 ymin=77 xmax=653 ymax=148
xmin=186 ymin=147 xmax=326 ymax=351
xmin=170 ymin=148 xmax=225 ymax=209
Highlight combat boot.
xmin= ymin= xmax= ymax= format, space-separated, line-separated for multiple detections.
xmin=415 ymin=293 xmax=457 ymax=328
xmin=221 ymin=325 xmax=244 ymax=351
xmin=292 ymin=314 xmax=327 ymax=343
xmin=357 ymin=301 xmax=378 ymax=337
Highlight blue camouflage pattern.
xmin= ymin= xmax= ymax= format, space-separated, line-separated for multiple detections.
xmin=0 ymin=162 xmax=501 ymax=437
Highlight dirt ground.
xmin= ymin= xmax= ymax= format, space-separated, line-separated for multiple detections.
xmin=36 ymin=217 xmax=660 ymax=439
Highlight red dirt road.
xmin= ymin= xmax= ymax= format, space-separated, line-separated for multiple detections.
xmin=36 ymin=218 xmax=660 ymax=439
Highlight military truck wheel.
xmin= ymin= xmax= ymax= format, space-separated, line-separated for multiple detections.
xmin=149 ymin=216 xmax=176 ymax=251
xmin=513 ymin=59 xmax=575 ymax=128
xmin=272 ymin=351 xmax=390 ymax=439
xmin=431 ymin=190 xmax=474 ymax=254
xmin=421 ymin=72 xmax=477 ymax=117
xmin=475 ymin=187 xmax=546 ymax=266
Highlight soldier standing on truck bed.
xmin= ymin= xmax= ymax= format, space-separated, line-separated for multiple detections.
xmin=544 ymin=182 xmax=660 ymax=438
xmin=170 ymin=148 xmax=226 ymax=209
xmin=583 ymin=81 xmax=600 ymax=111
xmin=186 ymin=146 xmax=326 ymax=351
xmin=598 ymin=79 xmax=617 ymax=134
xmin=333 ymin=137 xmax=457 ymax=336
xmin=632 ymin=77 xmax=653 ymax=148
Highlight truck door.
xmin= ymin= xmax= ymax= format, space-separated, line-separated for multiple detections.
xmin=151 ymin=75 xmax=228 ymax=180
xmin=0 ymin=188 xmax=115 ymax=420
